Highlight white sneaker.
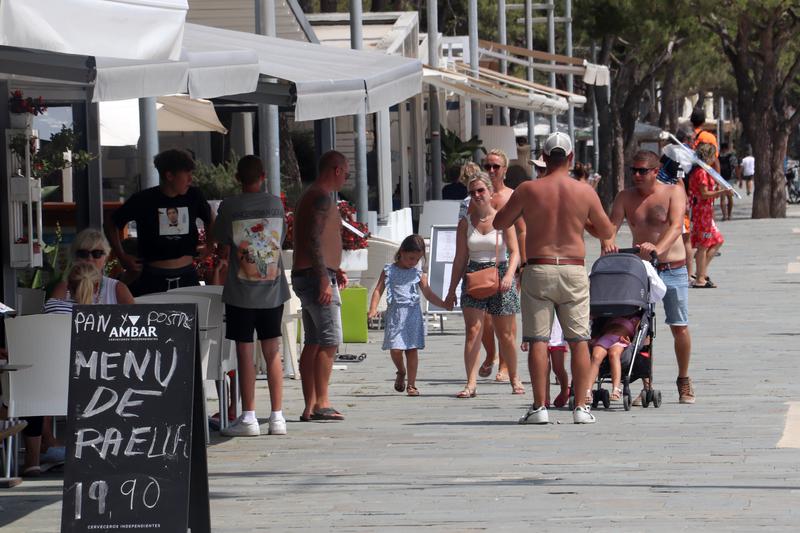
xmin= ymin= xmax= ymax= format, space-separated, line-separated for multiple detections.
xmin=519 ymin=405 xmax=549 ymax=424
xmin=220 ymin=416 xmax=261 ymax=437
xmin=268 ymin=418 xmax=287 ymax=435
xmin=573 ymin=406 xmax=596 ymax=424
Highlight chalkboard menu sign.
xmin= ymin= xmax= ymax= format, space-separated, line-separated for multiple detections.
xmin=61 ymin=304 xmax=210 ymax=533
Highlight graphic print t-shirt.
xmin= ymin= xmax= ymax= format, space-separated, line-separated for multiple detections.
xmin=112 ymin=186 xmax=211 ymax=262
xmin=212 ymin=192 xmax=290 ymax=309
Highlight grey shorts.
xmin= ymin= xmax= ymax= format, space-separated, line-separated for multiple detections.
xmin=291 ymin=271 xmax=343 ymax=347
xmin=659 ymin=266 xmax=689 ymax=326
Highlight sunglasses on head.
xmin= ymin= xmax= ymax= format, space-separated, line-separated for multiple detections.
xmin=630 ymin=167 xmax=654 ymax=175
xmin=76 ymin=249 xmax=106 ymax=259
xmin=483 ymin=163 xmax=502 ymax=171
xmin=469 ymin=187 xmax=487 ymax=196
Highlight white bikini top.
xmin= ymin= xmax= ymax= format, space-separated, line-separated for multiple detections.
xmin=466 ymin=219 xmax=506 ymax=262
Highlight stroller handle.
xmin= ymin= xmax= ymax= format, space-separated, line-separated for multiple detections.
xmin=615 ymin=247 xmax=659 ymax=267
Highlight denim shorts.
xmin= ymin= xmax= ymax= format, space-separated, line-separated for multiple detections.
xmin=291 ymin=271 xmax=343 ymax=347
xmin=659 ymin=266 xmax=689 ymax=326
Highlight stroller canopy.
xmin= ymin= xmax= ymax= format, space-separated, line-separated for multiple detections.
xmin=590 ymin=254 xmax=651 ymax=316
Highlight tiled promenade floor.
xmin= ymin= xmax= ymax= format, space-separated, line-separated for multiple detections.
xmin=4 ymin=194 xmax=800 ymax=531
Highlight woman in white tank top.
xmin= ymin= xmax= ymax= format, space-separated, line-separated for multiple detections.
xmin=444 ymin=173 xmax=522 ymax=398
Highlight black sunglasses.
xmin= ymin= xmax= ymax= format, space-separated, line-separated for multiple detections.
xmin=469 ymin=187 xmax=488 ymax=196
xmin=76 ymin=249 xmax=106 ymax=259
xmin=630 ymin=167 xmax=655 ymax=175
xmin=484 ymin=164 xmax=502 ymax=171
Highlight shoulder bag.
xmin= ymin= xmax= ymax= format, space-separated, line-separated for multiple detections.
xmin=465 ymin=230 xmax=501 ymax=299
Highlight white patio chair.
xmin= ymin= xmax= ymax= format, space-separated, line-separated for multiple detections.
xmin=15 ymin=287 xmax=45 ymax=315
xmin=135 ymin=293 xmax=216 ymax=442
xmin=167 ymin=286 xmax=239 ymax=421
xmin=3 ymin=314 xmax=72 ymax=418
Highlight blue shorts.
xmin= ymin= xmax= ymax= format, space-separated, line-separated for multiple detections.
xmin=659 ymin=266 xmax=689 ymax=326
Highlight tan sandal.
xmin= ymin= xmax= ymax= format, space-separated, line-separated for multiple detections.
xmin=406 ymin=385 xmax=420 ymax=397
xmin=511 ymin=379 xmax=525 ymax=395
xmin=456 ymin=386 xmax=476 ymax=398
xmin=611 ymin=386 xmax=622 ymax=401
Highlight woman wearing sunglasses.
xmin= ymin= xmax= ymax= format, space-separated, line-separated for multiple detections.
xmin=48 ymin=228 xmax=135 ymax=305
xmin=445 ymin=173 xmax=523 ymax=398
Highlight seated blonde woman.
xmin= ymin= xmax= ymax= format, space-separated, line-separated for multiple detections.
xmin=24 ymin=262 xmax=109 ymax=475
xmin=49 ymin=228 xmax=134 ymax=304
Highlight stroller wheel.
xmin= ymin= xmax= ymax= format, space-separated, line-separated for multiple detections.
xmin=591 ymin=390 xmax=599 ymax=409
xmin=623 ymin=393 xmax=631 ymax=411
xmin=568 ymin=395 xmax=575 ymax=410
xmin=642 ymin=390 xmax=652 ymax=408
xmin=601 ymin=388 xmax=610 ymax=409
xmin=652 ymin=390 xmax=662 ymax=408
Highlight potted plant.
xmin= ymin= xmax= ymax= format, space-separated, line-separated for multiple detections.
xmin=8 ymin=90 xmax=47 ymax=129
xmin=9 ymin=125 xmax=94 ymax=181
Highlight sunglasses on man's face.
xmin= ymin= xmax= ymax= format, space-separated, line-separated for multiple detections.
xmin=484 ymin=164 xmax=503 ymax=171
xmin=630 ymin=167 xmax=655 ymax=175
xmin=469 ymin=187 xmax=488 ymax=196
xmin=76 ymin=249 xmax=106 ymax=259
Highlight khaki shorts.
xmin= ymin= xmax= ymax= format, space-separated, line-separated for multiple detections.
xmin=520 ymin=264 xmax=590 ymax=343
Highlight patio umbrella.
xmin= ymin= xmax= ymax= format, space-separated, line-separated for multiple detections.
xmin=99 ymin=96 xmax=227 ymax=146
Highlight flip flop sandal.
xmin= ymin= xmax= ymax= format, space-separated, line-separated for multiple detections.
xmin=311 ymin=407 xmax=345 ymax=421
xmin=511 ymin=380 xmax=526 ymax=395
xmin=478 ymin=360 xmax=494 ymax=378
xmin=611 ymin=386 xmax=622 ymax=401
xmin=299 ymin=414 xmax=312 ymax=422
xmin=406 ymin=385 xmax=420 ymax=397
xmin=394 ymin=372 xmax=406 ymax=392
xmin=494 ymin=372 xmax=510 ymax=383
xmin=456 ymin=387 xmax=476 ymax=398
xmin=22 ymin=465 xmax=41 ymax=478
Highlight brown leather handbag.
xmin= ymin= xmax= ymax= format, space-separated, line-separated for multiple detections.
xmin=465 ymin=231 xmax=500 ymax=299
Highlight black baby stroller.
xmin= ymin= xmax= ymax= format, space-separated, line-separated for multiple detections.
xmin=587 ymin=250 xmax=661 ymax=411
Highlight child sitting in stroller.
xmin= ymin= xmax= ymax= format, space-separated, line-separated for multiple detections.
xmin=586 ymin=315 xmax=641 ymax=402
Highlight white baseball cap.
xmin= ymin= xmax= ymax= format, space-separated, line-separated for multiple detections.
xmin=543 ymin=132 xmax=573 ymax=156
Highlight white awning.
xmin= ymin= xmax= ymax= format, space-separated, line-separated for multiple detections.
xmin=0 ymin=0 xmax=187 ymax=61
xmin=181 ymin=23 xmax=423 ymax=121
xmin=93 ymin=47 xmax=261 ymax=102
xmin=423 ymin=67 xmax=569 ymax=115
xmin=1 ymin=21 xmax=421 ymax=117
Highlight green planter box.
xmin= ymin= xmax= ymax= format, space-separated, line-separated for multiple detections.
xmin=340 ymin=286 xmax=368 ymax=343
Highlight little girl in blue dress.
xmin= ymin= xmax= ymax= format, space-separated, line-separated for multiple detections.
xmin=368 ymin=234 xmax=447 ymax=396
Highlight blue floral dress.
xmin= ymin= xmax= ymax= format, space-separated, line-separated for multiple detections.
xmin=381 ymin=263 xmax=426 ymax=350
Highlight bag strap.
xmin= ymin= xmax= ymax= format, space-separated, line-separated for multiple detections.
xmin=494 ymin=229 xmax=499 ymax=263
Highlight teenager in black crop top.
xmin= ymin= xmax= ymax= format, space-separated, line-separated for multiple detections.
xmin=104 ymin=149 xmax=214 ymax=296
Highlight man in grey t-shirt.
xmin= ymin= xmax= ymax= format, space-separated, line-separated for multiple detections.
xmin=211 ymin=156 xmax=290 ymax=437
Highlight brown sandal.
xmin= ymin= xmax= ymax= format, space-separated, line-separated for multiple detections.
xmin=478 ymin=360 xmax=494 ymax=378
xmin=394 ymin=371 xmax=406 ymax=392
xmin=406 ymin=385 xmax=420 ymax=396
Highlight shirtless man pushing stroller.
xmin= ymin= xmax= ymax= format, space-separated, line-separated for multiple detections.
xmin=601 ymin=150 xmax=695 ymax=404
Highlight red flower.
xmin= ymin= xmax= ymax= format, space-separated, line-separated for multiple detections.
xmin=250 ymin=223 xmax=264 ymax=233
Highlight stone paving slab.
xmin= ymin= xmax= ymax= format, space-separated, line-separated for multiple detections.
xmin=3 ymin=196 xmax=800 ymax=531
